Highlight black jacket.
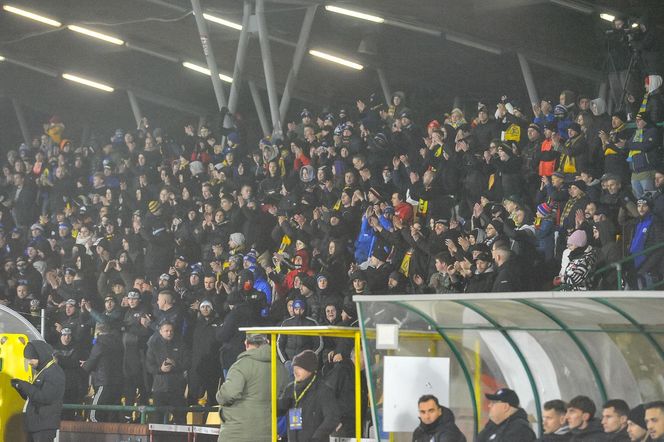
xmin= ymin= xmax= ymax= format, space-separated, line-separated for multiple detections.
xmin=492 ymin=257 xmax=526 ymax=292
xmin=12 ymin=341 xmax=65 ymax=433
xmin=569 ymin=418 xmax=605 ymax=442
xmin=278 ymin=374 xmax=341 ymax=442
xmin=191 ymin=314 xmax=221 ymax=377
xmin=146 ymin=333 xmax=191 ymax=393
xmin=539 ymin=429 xmax=572 ymax=441
xmin=412 ymin=407 xmax=466 ymax=442
xmin=478 ymin=408 xmax=536 ymax=442
xmin=604 ymin=427 xmax=630 ymax=441
xmin=216 ymin=301 xmax=260 ymax=369
xmin=277 ymin=314 xmax=323 ymax=362
xmin=82 ymin=332 xmax=124 ymax=387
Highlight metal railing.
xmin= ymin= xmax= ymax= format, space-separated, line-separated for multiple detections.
xmin=62 ymin=404 xmax=218 ymax=425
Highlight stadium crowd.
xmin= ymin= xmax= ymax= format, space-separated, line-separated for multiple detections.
xmin=0 ymin=51 xmax=663 ymax=438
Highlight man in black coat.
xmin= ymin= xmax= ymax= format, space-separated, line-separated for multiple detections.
xmin=412 ymin=394 xmax=466 ymax=442
xmin=12 ymin=340 xmax=65 ymax=442
xmin=601 ymin=399 xmax=631 ymax=441
xmin=565 ymin=395 xmax=605 ymax=441
xmin=188 ymin=300 xmax=221 ymax=406
xmin=81 ymin=322 xmax=124 ymax=422
xmin=539 ymin=399 xmax=571 ymax=441
xmin=53 ymin=328 xmax=86 ymax=420
xmin=146 ymin=320 xmax=191 ymax=423
xmin=478 ymin=388 xmax=536 ymax=442
xmin=122 ymin=289 xmax=152 ymax=408
xmin=277 ymin=298 xmax=323 ymax=368
xmin=491 ymin=241 xmax=527 ymax=292
xmin=278 ymin=350 xmax=341 ymax=442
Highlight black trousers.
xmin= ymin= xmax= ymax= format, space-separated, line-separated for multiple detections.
xmin=90 ymin=384 xmax=122 ymax=422
xmin=153 ymin=390 xmax=187 ymax=424
xmin=28 ymin=430 xmax=57 ymax=442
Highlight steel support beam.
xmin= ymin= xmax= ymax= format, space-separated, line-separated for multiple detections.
xmin=190 ymin=0 xmax=227 ymax=110
xmin=127 ymin=90 xmax=144 ymax=129
xmin=12 ymin=98 xmax=31 ymax=146
xmin=279 ymin=5 xmax=317 ymax=126
xmin=518 ymin=52 xmax=539 ymax=105
xmin=227 ymin=1 xmax=252 ymax=118
xmin=376 ymin=68 xmax=392 ymax=106
xmin=249 ymin=80 xmax=271 ymax=137
xmin=130 ymin=87 xmax=208 ymax=116
xmin=255 ymin=0 xmax=282 ymax=136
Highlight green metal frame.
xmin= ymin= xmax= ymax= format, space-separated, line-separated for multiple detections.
xmin=456 ymin=300 xmax=543 ymax=435
xmin=518 ymin=299 xmax=608 ymax=403
xmin=593 ymin=298 xmax=664 ymax=363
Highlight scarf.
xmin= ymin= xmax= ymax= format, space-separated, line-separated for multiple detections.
xmin=628 ymin=129 xmax=644 ymax=160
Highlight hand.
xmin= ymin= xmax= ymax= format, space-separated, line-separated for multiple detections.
xmin=413 ymin=274 xmax=424 ymax=286
xmin=190 ymin=300 xmax=200 ymax=311
xmin=140 ymin=316 xmax=152 ymax=328
xmin=409 ymin=171 xmax=419 ymax=184
xmin=161 ymin=360 xmax=173 ymax=373
xmin=445 ymin=238 xmax=458 ymax=254
xmin=575 ymin=209 xmax=585 ymax=229
xmin=532 ymin=102 xmax=541 ymax=116
xmin=473 ymin=203 xmax=482 ymax=218
xmin=55 ymin=322 xmax=62 ymax=332
xmin=79 ymin=360 xmax=86 ymax=367
xmin=332 ymin=353 xmax=343 ymax=363
xmin=483 ymin=150 xmax=492 ymax=163
xmin=458 ymin=236 xmax=470 ymax=251
xmin=356 ymin=99 xmax=366 ymax=112
xmin=392 ymin=156 xmax=400 ymax=170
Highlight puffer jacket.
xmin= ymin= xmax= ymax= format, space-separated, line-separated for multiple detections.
xmin=562 ymin=245 xmax=597 ymax=290
xmin=146 ymin=333 xmax=190 ymax=394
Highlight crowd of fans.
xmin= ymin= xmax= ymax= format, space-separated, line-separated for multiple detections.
xmin=0 ymin=65 xmax=663 ymax=431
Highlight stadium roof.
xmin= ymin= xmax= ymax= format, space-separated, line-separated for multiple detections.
xmin=0 ymin=0 xmax=662 ymax=144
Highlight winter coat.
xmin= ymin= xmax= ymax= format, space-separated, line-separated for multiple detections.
xmin=626 ymin=126 xmax=661 ymax=174
xmin=82 ymin=332 xmax=124 ymax=387
xmin=217 ymin=344 xmax=281 ymax=442
xmin=477 ymin=408 xmax=536 ymax=442
xmin=604 ymin=428 xmax=630 ymax=441
xmin=146 ymin=333 xmax=191 ymax=394
xmin=12 ymin=341 xmax=65 ymax=433
xmin=122 ymin=304 xmax=152 ymax=377
xmin=216 ymin=302 xmax=261 ymax=369
xmin=492 ymin=257 xmax=527 ymax=292
xmin=539 ymin=430 xmax=572 ymax=441
xmin=191 ymin=315 xmax=221 ymax=379
xmin=569 ymin=418 xmax=605 ymax=441
xmin=465 ymin=268 xmax=496 ymax=293
xmin=277 ymin=314 xmax=323 ymax=362
xmin=278 ymin=374 xmax=341 ymax=442
xmin=562 ymin=245 xmax=597 ymax=290
xmin=412 ymin=407 xmax=466 ymax=442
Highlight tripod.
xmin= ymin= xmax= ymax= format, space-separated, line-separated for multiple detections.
xmin=617 ymin=49 xmax=642 ymax=112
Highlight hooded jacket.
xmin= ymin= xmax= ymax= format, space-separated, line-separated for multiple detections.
xmin=12 ymin=341 xmax=65 ymax=433
xmin=477 ymin=407 xmax=536 ymax=442
xmin=412 ymin=406 xmax=467 ymax=442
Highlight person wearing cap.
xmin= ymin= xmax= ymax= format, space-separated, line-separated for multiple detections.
xmin=122 ymin=289 xmax=152 ymax=411
xmin=626 ymin=112 xmax=659 ymax=200
xmin=565 ymin=395 xmax=604 ymax=440
xmin=216 ymin=334 xmax=285 ymax=442
xmin=146 ymin=320 xmax=191 ymax=424
xmin=472 ymin=104 xmax=500 ymax=151
xmin=628 ymin=196 xmax=664 ymax=289
xmin=277 ymin=297 xmax=323 ymax=367
xmin=11 ymin=341 xmax=65 ymax=442
xmin=465 ymin=251 xmax=496 ymax=293
xmin=365 ymin=246 xmax=392 ymax=295
xmin=139 ymin=215 xmax=174 ymax=286
xmin=478 ymin=388 xmax=535 ymax=442
xmin=81 ymin=294 xmax=124 ymax=334
xmin=601 ymin=399 xmax=630 ymax=441
xmin=81 ymin=322 xmax=124 ymax=422
xmin=53 ymin=327 xmax=86 ymax=420
xmin=560 ymin=179 xmax=589 ymax=231
xmin=188 ymin=300 xmax=222 ymax=406
xmin=53 ymin=298 xmax=89 ymax=345
xmin=558 ymin=230 xmax=596 ymax=290
xmin=413 ymin=394 xmax=466 ymax=442
xmin=627 ymin=404 xmax=649 ymax=441
xmin=278 ymin=349 xmax=341 ymax=442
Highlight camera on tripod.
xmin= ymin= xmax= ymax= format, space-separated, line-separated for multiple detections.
xmin=605 ymin=18 xmax=642 ymax=44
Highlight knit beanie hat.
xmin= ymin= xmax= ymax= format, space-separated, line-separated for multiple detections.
xmin=567 ymin=230 xmax=587 ymax=248
xmin=628 ymin=404 xmax=646 ymax=430
xmin=148 ymin=200 xmax=161 ymax=214
xmin=23 ymin=342 xmax=40 ymax=360
xmin=292 ymin=350 xmax=318 ymax=373
xmin=229 ymin=232 xmax=245 ymax=247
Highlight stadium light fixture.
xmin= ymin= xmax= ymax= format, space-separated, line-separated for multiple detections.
xmin=62 ymin=73 xmax=114 ymax=92
xmin=599 ymin=13 xmax=615 ymax=22
xmin=308 ymin=50 xmax=363 ymax=70
xmin=324 ymin=5 xmax=384 ymax=24
xmin=2 ymin=4 xmax=62 ymax=27
xmin=0 ymin=55 xmax=5 ymax=61
xmin=67 ymin=25 xmax=124 ymax=45
xmin=182 ymin=61 xmax=233 ymax=83
xmin=203 ymin=13 xmax=242 ymax=30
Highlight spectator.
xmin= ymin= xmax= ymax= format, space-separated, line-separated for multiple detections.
xmin=645 ymin=401 xmax=664 ymax=441
xmin=52 ymin=327 xmax=85 ymax=419
xmin=478 ymin=388 xmax=536 ymax=442
xmin=146 ymin=320 xmax=190 ymax=423
xmin=560 ymin=230 xmax=597 ymax=291
xmin=626 ymin=113 xmax=660 ymax=199
xmin=412 ymin=394 xmax=466 ymax=442
xmin=188 ymin=300 xmax=221 ymax=406
xmin=277 ymin=298 xmax=323 ymax=369
xmin=121 ymin=289 xmax=152 ymax=409
xmin=565 ymin=395 xmax=604 ymax=440
xmin=81 ymin=322 xmax=123 ymax=422
xmin=540 ymin=399 xmax=571 ymax=441
xmin=629 ymin=196 xmax=664 ymax=289
xmin=278 ymin=349 xmax=340 ymax=442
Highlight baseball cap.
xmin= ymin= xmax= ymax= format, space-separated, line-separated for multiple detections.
xmin=127 ymin=290 xmax=141 ymax=300
xmin=61 ymin=327 xmax=72 ymax=336
xmin=485 ymin=388 xmax=520 ymax=408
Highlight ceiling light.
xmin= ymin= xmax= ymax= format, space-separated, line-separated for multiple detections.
xmin=0 ymin=55 xmax=5 ymax=61
xmin=2 ymin=5 xmax=62 ymax=27
xmin=67 ymin=25 xmax=124 ymax=45
xmin=62 ymin=73 xmax=114 ymax=92
xmin=203 ymin=13 xmax=242 ymax=30
xmin=309 ymin=50 xmax=364 ymax=70
xmin=182 ymin=61 xmax=233 ymax=83
xmin=599 ymin=13 xmax=615 ymax=22
xmin=324 ymin=5 xmax=384 ymax=23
